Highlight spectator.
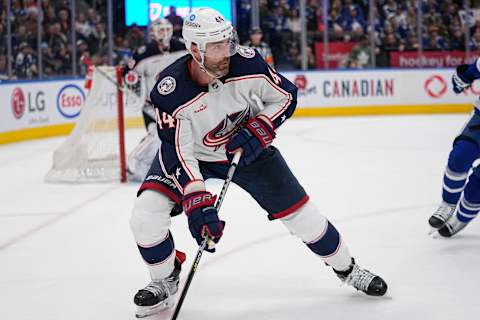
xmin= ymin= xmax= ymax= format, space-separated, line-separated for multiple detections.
xmin=276 ymin=42 xmax=301 ymax=70
xmin=58 ymin=7 xmax=70 ymax=35
xmin=244 ymin=27 xmax=275 ymax=67
xmin=15 ymin=42 xmax=38 ymax=79
xmin=285 ymin=9 xmax=301 ymax=42
xmin=76 ymin=12 xmax=94 ymax=40
xmin=0 ymin=54 xmax=9 ymax=80
xmin=349 ymin=35 xmax=373 ymax=68
xmin=165 ymin=6 xmax=183 ymax=38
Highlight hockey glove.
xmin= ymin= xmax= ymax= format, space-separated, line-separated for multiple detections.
xmin=452 ymin=64 xmax=480 ymax=94
xmin=226 ymin=117 xmax=276 ymax=167
xmin=182 ymin=191 xmax=225 ymax=252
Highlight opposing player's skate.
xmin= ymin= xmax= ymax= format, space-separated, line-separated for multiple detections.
xmin=428 ymin=201 xmax=456 ymax=229
xmin=134 ymin=259 xmax=182 ymax=318
xmin=334 ymin=259 xmax=388 ymax=296
xmin=437 ymin=214 xmax=469 ymax=237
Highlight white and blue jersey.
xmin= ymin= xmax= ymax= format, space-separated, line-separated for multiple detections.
xmin=149 ymin=46 xmax=298 ymax=195
xmin=137 ymin=47 xmax=309 ymax=220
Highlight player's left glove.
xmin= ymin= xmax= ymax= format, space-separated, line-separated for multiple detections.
xmin=182 ymin=191 xmax=225 ymax=252
xmin=226 ymin=116 xmax=275 ymax=167
xmin=452 ymin=64 xmax=479 ymax=94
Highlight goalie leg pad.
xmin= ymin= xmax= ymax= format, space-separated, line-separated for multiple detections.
xmin=130 ymin=190 xmax=176 ymax=280
xmin=127 ymin=126 xmax=160 ymax=182
xmin=280 ymin=201 xmax=352 ymax=271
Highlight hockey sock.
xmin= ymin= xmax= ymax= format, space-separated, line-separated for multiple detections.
xmin=456 ymin=170 xmax=480 ymax=223
xmin=306 ymin=221 xmax=352 ymax=271
xmin=137 ymin=231 xmax=176 ymax=280
xmin=442 ymin=139 xmax=479 ymax=204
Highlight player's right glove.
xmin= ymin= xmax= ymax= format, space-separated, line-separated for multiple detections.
xmin=182 ymin=191 xmax=225 ymax=252
xmin=452 ymin=64 xmax=478 ymax=94
xmin=226 ymin=116 xmax=276 ymax=167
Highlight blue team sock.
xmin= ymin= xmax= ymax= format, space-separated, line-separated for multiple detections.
xmin=306 ymin=221 xmax=340 ymax=257
xmin=442 ymin=140 xmax=479 ymax=205
xmin=456 ymin=171 xmax=480 ymax=223
xmin=137 ymin=231 xmax=175 ymax=265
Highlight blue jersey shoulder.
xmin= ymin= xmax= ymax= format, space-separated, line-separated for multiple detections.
xmin=227 ymin=46 xmax=270 ymax=78
xmin=150 ymin=55 xmax=202 ymax=115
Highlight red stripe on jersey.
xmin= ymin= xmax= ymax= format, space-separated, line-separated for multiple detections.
xmin=270 ymin=195 xmax=310 ymax=219
xmin=138 ymin=182 xmax=181 ymax=204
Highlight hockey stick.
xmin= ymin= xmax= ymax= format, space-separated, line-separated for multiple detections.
xmin=170 ymin=151 xmax=242 ymax=320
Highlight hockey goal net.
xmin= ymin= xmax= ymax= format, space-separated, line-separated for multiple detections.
xmin=46 ymin=65 xmax=142 ymax=183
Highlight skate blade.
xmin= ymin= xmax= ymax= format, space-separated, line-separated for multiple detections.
xmin=428 ymin=226 xmax=441 ymax=237
xmin=135 ymin=298 xmax=175 ymax=318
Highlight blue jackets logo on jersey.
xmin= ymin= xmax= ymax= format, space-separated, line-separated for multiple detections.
xmin=157 ymin=76 xmax=176 ymax=95
xmin=238 ymin=46 xmax=255 ymax=59
xmin=203 ymin=108 xmax=250 ymax=148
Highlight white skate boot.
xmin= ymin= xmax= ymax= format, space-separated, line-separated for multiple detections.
xmin=334 ymin=258 xmax=388 ymax=296
xmin=134 ymin=258 xmax=182 ymax=318
xmin=428 ymin=201 xmax=456 ymax=229
xmin=437 ymin=214 xmax=469 ymax=237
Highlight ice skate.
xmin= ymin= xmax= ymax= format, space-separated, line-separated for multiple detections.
xmin=334 ymin=259 xmax=388 ymax=296
xmin=428 ymin=201 xmax=456 ymax=229
xmin=437 ymin=215 xmax=469 ymax=237
xmin=134 ymin=259 xmax=182 ymax=318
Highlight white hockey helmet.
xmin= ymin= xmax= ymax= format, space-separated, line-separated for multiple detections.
xmin=150 ymin=18 xmax=173 ymax=46
xmin=182 ymin=8 xmax=238 ymax=61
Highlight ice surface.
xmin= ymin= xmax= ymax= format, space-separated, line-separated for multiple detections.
xmin=1 ymin=115 xmax=479 ymax=320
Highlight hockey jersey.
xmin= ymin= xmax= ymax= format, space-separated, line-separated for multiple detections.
xmin=125 ymin=39 xmax=188 ymax=103
xmin=150 ymin=46 xmax=298 ymax=194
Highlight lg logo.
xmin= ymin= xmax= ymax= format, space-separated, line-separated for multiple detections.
xmin=11 ymin=87 xmax=45 ymax=119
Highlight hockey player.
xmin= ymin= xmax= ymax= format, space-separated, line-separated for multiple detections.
xmin=129 ymin=8 xmax=387 ymax=318
xmin=124 ymin=18 xmax=187 ymax=181
xmin=429 ymin=60 xmax=480 ymax=237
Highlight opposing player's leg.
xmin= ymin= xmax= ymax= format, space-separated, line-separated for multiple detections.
xmin=438 ymin=166 xmax=480 ymax=237
xmin=130 ymin=154 xmax=184 ymax=317
xmin=429 ymin=112 xmax=480 ymax=229
xmin=203 ymin=146 xmax=387 ymax=296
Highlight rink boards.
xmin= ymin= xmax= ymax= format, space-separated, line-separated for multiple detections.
xmin=0 ymin=68 xmax=477 ymax=144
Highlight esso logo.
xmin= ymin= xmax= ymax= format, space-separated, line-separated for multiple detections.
xmin=294 ymin=75 xmax=307 ymax=91
xmin=424 ymin=75 xmax=447 ymax=98
xmin=11 ymin=87 xmax=25 ymax=119
xmin=57 ymin=84 xmax=85 ymax=118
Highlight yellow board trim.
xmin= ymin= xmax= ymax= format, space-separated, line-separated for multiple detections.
xmin=0 ymin=117 xmax=145 ymax=145
xmin=294 ymin=104 xmax=472 ymax=117
xmin=0 ymin=105 xmax=472 ymax=145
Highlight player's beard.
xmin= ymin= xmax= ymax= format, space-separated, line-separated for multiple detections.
xmin=204 ymin=56 xmax=230 ymax=78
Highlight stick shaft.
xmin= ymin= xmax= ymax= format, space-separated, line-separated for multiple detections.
xmin=170 ymin=151 xmax=242 ymax=320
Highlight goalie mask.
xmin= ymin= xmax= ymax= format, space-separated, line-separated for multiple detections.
xmin=182 ymin=8 xmax=239 ymax=78
xmin=150 ymin=18 xmax=173 ymax=47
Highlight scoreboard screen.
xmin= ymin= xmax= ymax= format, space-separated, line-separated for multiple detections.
xmin=126 ymin=0 xmax=234 ymax=27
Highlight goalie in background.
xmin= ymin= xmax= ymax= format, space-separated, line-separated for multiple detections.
xmin=124 ymin=18 xmax=188 ymax=182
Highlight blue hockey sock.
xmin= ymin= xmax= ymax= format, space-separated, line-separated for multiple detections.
xmin=456 ymin=171 xmax=480 ymax=223
xmin=137 ymin=231 xmax=175 ymax=265
xmin=463 ymin=62 xmax=480 ymax=82
xmin=442 ymin=140 xmax=479 ymax=204
xmin=306 ymin=221 xmax=340 ymax=257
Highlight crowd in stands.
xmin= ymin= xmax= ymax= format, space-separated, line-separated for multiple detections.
xmin=0 ymin=0 xmax=478 ymax=80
